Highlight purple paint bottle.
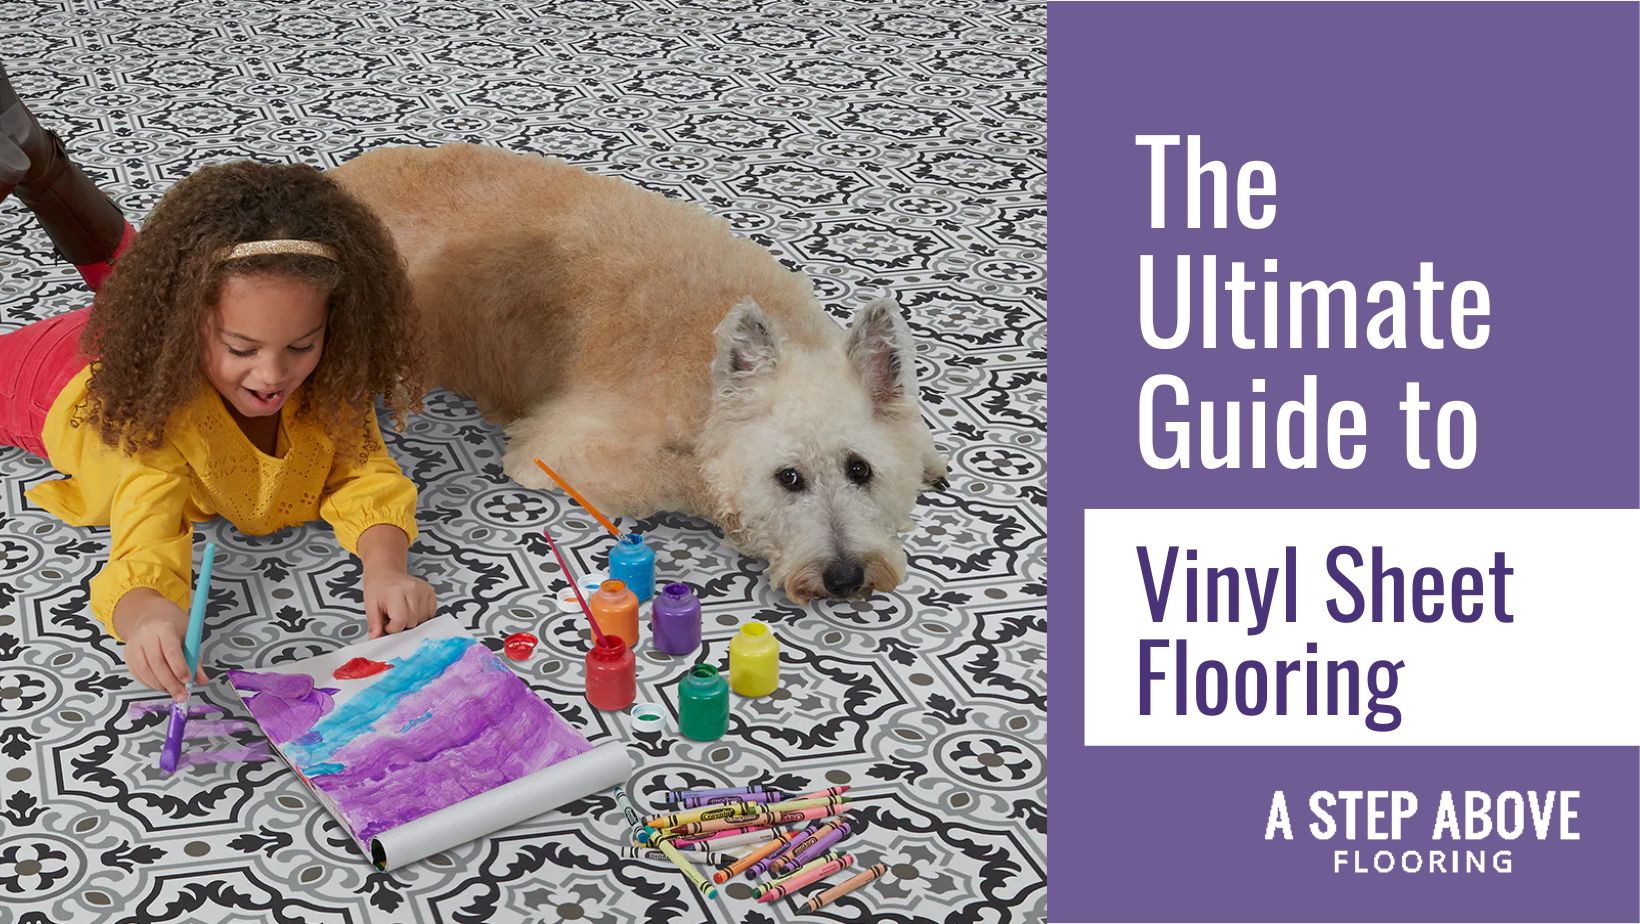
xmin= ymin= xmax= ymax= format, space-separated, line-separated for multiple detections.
xmin=650 ymin=582 xmax=701 ymax=655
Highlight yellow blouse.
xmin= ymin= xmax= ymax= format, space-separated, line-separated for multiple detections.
xmin=27 ymin=366 xmax=419 ymax=638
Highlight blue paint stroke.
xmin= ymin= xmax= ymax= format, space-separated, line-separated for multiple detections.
xmin=399 ymin=710 xmax=434 ymax=734
xmin=287 ymin=637 xmax=473 ymax=767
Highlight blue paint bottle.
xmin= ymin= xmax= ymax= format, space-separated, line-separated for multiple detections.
xmin=609 ymin=532 xmax=656 ymax=603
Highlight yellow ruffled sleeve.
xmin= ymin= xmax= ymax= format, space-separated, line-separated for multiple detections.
xmin=318 ymin=410 xmax=419 ymax=555
xmin=91 ymin=443 xmax=196 ymax=639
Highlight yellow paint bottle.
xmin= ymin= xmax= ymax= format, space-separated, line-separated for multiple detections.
xmin=728 ymin=620 xmax=779 ymax=697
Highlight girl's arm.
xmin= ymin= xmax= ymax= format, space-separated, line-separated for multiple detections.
xmin=319 ymin=412 xmax=436 ymax=636
xmin=99 ymin=446 xmax=205 ymax=697
xmin=356 ymin=523 xmax=437 ymax=637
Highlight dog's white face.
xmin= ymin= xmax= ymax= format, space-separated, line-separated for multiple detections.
xmin=701 ymin=296 xmax=947 ymax=602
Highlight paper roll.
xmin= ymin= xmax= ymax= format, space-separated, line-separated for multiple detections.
xmin=369 ymin=741 xmax=632 ymax=870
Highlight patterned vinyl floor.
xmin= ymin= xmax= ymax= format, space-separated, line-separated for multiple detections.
xmin=0 ymin=2 xmax=1045 ymax=921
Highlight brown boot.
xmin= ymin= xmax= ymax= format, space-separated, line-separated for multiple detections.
xmin=2 ymin=61 xmax=128 ymax=268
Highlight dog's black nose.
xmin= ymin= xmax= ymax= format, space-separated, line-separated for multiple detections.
xmin=822 ymin=560 xmax=866 ymax=596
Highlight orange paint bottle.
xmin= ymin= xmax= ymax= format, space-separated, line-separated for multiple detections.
xmin=589 ymin=579 xmax=641 ymax=647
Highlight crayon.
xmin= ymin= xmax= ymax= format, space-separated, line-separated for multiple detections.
xmin=674 ymin=829 xmax=780 ymax=851
xmin=747 ymin=820 xmax=820 ymax=879
xmin=629 ymin=839 xmax=729 ymax=856
xmin=648 ymin=794 xmax=849 ymax=833
xmin=655 ymin=836 xmax=719 ymax=900
xmin=768 ymin=820 xmax=849 ymax=876
xmin=756 ymin=854 xmax=857 ymax=903
xmin=645 ymin=801 xmax=763 ymax=830
xmin=800 ymin=864 xmax=888 ymax=913
xmin=781 ymin=821 xmax=853 ymax=871
xmin=665 ymin=785 xmax=776 ymax=804
xmin=613 ymin=786 xmax=647 ymax=840
xmin=754 ymin=794 xmax=851 ymax=816
xmin=622 ymin=846 xmax=731 ymax=866
xmin=746 ymin=821 xmax=821 ymax=879
xmin=679 ymin=789 xmax=791 ymax=809
xmin=713 ymin=830 xmax=799 ymax=884
xmin=755 ymin=851 xmax=845 ymax=895
xmin=660 ymin=804 xmax=847 ymax=838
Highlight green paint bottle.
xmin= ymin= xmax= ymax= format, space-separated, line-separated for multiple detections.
xmin=678 ymin=664 xmax=729 ymax=741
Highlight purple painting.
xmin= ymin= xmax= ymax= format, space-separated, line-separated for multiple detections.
xmin=227 ymin=621 xmax=593 ymax=850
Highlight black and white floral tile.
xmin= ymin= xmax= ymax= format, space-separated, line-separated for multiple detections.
xmin=0 ymin=1 xmax=1045 ymax=921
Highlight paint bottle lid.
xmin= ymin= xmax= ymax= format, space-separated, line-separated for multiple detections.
xmin=631 ymin=702 xmax=666 ymax=734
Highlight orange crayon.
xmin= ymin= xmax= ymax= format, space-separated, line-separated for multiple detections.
xmin=756 ymin=854 xmax=856 ymax=903
xmin=712 ymin=830 xmax=799 ymax=884
xmin=800 ymin=864 xmax=888 ymax=913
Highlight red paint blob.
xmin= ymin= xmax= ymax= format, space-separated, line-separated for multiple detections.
xmin=504 ymin=632 xmax=540 ymax=661
xmin=332 ymin=657 xmax=393 ymax=680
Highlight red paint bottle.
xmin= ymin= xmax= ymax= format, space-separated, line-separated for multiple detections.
xmin=585 ymin=635 xmax=636 ymax=711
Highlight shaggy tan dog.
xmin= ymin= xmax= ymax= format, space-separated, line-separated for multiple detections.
xmin=332 ymin=144 xmax=946 ymax=601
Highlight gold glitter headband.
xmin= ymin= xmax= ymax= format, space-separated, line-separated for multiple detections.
xmin=213 ymin=239 xmax=340 ymax=263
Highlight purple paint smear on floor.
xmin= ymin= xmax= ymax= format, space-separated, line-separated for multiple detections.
xmin=183 ymin=719 xmax=251 ymax=738
xmin=300 ymin=642 xmax=591 ymax=844
xmin=132 ymin=701 xmax=225 ymax=718
xmin=177 ymin=742 xmax=271 ymax=768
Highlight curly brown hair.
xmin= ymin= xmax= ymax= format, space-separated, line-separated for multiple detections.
xmin=78 ymin=160 xmax=423 ymax=453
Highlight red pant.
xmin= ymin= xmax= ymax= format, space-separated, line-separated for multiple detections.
xmin=0 ymin=221 xmax=135 ymax=458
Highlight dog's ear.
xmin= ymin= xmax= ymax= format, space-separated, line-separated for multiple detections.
xmin=847 ymin=295 xmax=918 ymax=413
xmin=712 ymin=299 xmax=781 ymax=399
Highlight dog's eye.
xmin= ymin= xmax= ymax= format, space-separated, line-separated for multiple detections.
xmin=846 ymin=456 xmax=872 ymax=486
xmin=775 ymin=468 xmax=806 ymax=492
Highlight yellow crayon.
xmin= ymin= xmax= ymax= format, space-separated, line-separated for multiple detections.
xmin=667 ymin=804 xmax=848 ymax=837
xmin=645 ymin=801 xmax=760 ymax=830
xmin=655 ymin=836 xmax=719 ymax=900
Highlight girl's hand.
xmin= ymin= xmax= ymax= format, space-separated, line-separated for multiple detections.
xmin=363 ymin=568 xmax=438 ymax=638
xmin=112 ymin=589 xmax=208 ymax=700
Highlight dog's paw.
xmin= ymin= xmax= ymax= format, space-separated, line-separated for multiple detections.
xmin=501 ymin=448 xmax=554 ymax=490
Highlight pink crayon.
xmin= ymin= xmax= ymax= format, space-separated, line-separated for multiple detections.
xmin=757 ymin=854 xmax=857 ymax=903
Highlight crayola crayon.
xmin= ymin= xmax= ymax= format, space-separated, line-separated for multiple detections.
xmin=746 ymin=821 xmax=821 ymax=878
xmin=679 ymin=789 xmax=792 ymax=809
xmin=756 ymin=794 xmax=851 ymax=815
xmin=713 ymin=830 xmax=799 ymax=884
xmin=663 ymin=804 xmax=848 ymax=838
xmin=674 ymin=826 xmax=780 ymax=848
xmin=801 ymin=864 xmax=888 ymax=913
xmin=757 ymin=854 xmax=857 ymax=903
xmin=660 ymin=795 xmax=850 ymax=831
xmin=782 ymin=820 xmax=854 ymax=871
xmin=645 ymin=801 xmax=762 ymax=830
xmin=754 ymin=851 xmax=846 ymax=896
xmin=656 ymin=837 xmax=719 ymax=900
xmin=768 ymin=820 xmax=846 ymax=877
xmin=613 ymin=786 xmax=647 ymax=840
xmin=622 ymin=846 xmax=732 ymax=866
xmin=665 ymin=784 xmax=776 ymax=804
